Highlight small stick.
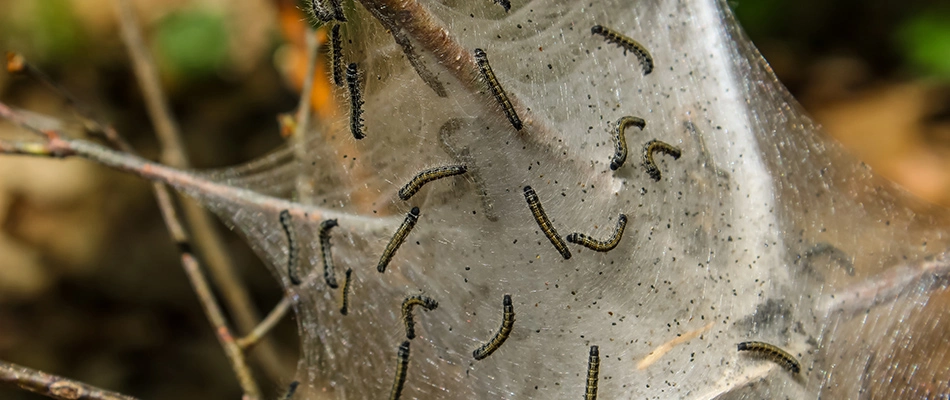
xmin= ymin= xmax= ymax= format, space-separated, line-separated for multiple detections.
xmin=237 ymin=297 xmax=291 ymax=351
xmin=0 ymin=359 xmax=139 ymax=400
xmin=182 ymin=252 xmax=261 ymax=398
xmin=113 ymin=0 xmax=286 ymax=381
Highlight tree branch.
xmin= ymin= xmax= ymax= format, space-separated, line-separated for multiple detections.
xmin=238 ymin=297 xmax=292 ymax=351
xmin=111 ymin=0 xmax=288 ymax=381
xmin=0 ymin=360 xmax=139 ymax=400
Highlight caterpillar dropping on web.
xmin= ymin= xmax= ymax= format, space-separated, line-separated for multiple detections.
xmin=473 ymin=294 xmax=515 ymax=360
xmin=567 ymin=214 xmax=628 ymax=252
xmin=389 ymin=340 xmax=411 ymax=400
xmin=330 ymin=23 xmax=344 ymax=87
xmin=523 ymin=186 xmax=571 ymax=259
xmin=340 ymin=268 xmax=353 ymax=315
xmin=642 ymin=139 xmax=682 ymax=181
xmin=378 ymin=207 xmax=421 ymax=273
xmin=737 ymin=341 xmax=802 ymax=374
xmin=610 ymin=116 xmax=646 ymax=170
xmin=398 ymin=165 xmax=468 ymax=201
xmin=586 ymin=346 xmax=600 ymax=400
xmin=346 ymin=62 xmax=365 ymax=140
xmin=401 ymin=294 xmax=439 ymax=340
xmin=591 ymin=25 xmax=654 ymax=75
xmin=279 ymin=210 xmax=300 ymax=285
xmin=319 ymin=219 xmax=340 ymax=288
xmin=282 ymin=381 xmax=299 ymax=399
xmin=474 ymin=48 xmax=522 ymax=131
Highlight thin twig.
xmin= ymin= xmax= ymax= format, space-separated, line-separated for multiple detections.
xmin=180 ymin=252 xmax=260 ymax=399
xmin=0 ymin=102 xmax=397 ymax=234
xmin=112 ymin=0 xmax=288 ymax=381
xmin=0 ymin=359 xmax=139 ymax=400
xmin=90 ymin=116 xmax=262 ymax=399
xmin=292 ymin=28 xmax=319 ymax=196
xmin=821 ymin=253 xmax=950 ymax=317
xmin=13 ymin=49 xmax=265 ymax=400
xmin=111 ymin=0 xmax=186 ymax=167
xmin=293 ymin=29 xmax=320 ymax=142
xmin=238 ymin=297 xmax=292 ymax=351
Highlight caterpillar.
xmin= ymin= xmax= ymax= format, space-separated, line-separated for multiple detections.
xmin=378 ymin=207 xmax=421 ymax=273
xmin=319 ymin=219 xmax=340 ymax=288
xmin=473 ymin=294 xmax=515 ymax=360
xmin=642 ymin=139 xmax=682 ymax=181
xmin=282 ymin=381 xmax=299 ymax=399
xmin=438 ymin=118 xmax=498 ymax=221
xmin=307 ymin=0 xmax=334 ymax=23
xmin=401 ymin=295 xmax=439 ymax=340
xmin=346 ymin=63 xmax=366 ymax=140
xmin=590 ymin=25 xmax=654 ymax=75
xmin=473 ymin=48 xmax=523 ymax=131
xmin=567 ymin=214 xmax=628 ymax=252
xmin=398 ymin=165 xmax=468 ymax=201
xmin=340 ymin=268 xmax=353 ymax=315
xmin=308 ymin=0 xmax=344 ymax=23
xmin=523 ymin=186 xmax=571 ymax=259
xmin=327 ymin=0 xmax=346 ymax=22
xmin=586 ymin=346 xmax=600 ymax=400
xmin=610 ymin=116 xmax=646 ymax=170
xmin=390 ymin=340 xmax=411 ymax=400
xmin=278 ymin=210 xmax=300 ymax=285
xmin=737 ymin=341 xmax=801 ymax=374
xmin=330 ymin=23 xmax=344 ymax=87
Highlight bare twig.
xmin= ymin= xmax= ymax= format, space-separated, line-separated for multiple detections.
xmin=0 ymin=102 xmax=397 ymax=234
xmin=111 ymin=0 xmax=187 ymax=167
xmin=111 ymin=0 xmax=288 ymax=381
xmin=4 ymin=54 xmax=264 ymax=400
xmin=293 ymin=29 xmax=320 ymax=142
xmin=0 ymin=359 xmax=140 ymax=400
xmin=238 ymin=297 xmax=292 ymax=351
xmin=180 ymin=252 xmax=260 ymax=399
xmin=292 ymin=28 xmax=320 ymax=197
xmin=93 ymin=117 xmax=263 ymax=399
xmin=821 ymin=253 xmax=950 ymax=317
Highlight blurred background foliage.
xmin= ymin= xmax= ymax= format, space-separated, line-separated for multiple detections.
xmin=0 ymin=0 xmax=947 ymax=399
